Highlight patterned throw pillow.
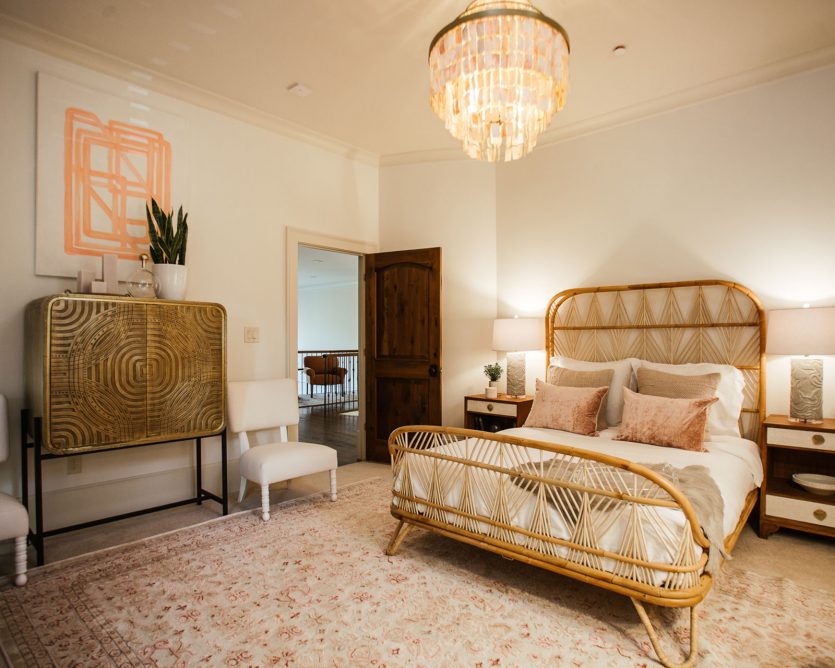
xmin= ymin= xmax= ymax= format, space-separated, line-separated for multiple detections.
xmin=615 ymin=388 xmax=718 ymax=452
xmin=524 ymin=380 xmax=609 ymax=436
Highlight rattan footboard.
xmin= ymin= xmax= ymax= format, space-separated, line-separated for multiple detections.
xmin=386 ymin=425 xmax=758 ymax=668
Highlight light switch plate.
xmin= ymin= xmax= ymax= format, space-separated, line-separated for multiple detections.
xmin=244 ymin=326 xmax=260 ymax=343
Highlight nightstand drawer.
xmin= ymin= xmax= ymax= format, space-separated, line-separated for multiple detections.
xmin=765 ymin=494 xmax=835 ymax=529
xmin=466 ymin=399 xmax=517 ymax=418
xmin=767 ymin=427 xmax=835 ymax=453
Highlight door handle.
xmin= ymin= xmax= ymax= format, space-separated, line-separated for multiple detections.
xmin=428 ymin=364 xmax=439 ymax=377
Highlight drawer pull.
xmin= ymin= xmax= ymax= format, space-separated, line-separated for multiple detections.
xmin=487 ymin=403 xmax=494 ymax=412
xmin=812 ymin=434 xmax=825 ymax=446
xmin=814 ymin=509 xmax=827 ymax=521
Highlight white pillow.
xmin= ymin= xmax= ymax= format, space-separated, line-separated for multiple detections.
xmin=550 ymin=356 xmax=638 ymax=426
xmin=630 ymin=360 xmax=745 ymax=438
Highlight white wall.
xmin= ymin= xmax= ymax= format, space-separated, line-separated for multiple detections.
xmin=379 ymin=160 xmax=497 ymax=426
xmin=496 ymin=64 xmax=835 ymax=414
xmin=298 ymin=282 xmax=359 ymax=350
xmin=0 ymin=37 xmax=378 ymax=523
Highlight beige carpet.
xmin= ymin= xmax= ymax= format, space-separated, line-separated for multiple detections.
xmin=1 ymin=478 xmax=832 ymax=667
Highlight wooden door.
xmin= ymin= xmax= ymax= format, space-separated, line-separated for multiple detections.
xmin=365 ymin=247 xmax=442 ymax=462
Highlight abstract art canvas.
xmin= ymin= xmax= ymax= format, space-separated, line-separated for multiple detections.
xmin=36 ymin=72 xmax=188 ymax=279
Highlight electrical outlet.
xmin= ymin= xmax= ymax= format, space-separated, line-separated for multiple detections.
xmin=67 ymin=457 xmax=82 ymax=474
xmin=244 ymin=326 xmax=260 ymax=343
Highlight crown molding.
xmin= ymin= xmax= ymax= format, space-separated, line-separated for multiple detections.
xmin=381 ymin=44 xmax=835 ymax=167
xmin=380 ymin=146 xmax=471 ymax=167
xmin=535 ymin=44 xmax=835 ymax=150
xmin=0 ymin=13 xmax=380 ymax=167
xmin=4 ymin=12 xmax=834 ymax=171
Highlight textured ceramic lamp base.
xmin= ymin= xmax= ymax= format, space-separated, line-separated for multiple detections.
xmin=789 ymin=357 xmax=823 ymax=423
xmin=506 ymin=351 xmax=526 ymax=397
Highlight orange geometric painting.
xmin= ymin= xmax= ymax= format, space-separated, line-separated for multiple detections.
xmin=64 ymin=108 xmax=170 ymax=258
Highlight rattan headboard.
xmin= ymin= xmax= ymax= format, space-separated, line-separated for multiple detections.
xmin=545 ymin=280 xmax=765 ymax=442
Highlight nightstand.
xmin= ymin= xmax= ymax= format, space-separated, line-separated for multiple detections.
xmin=464 ymin=394 xmax=533 ymax=433
xmin=759 ymin=415 xmax=835 ymax=539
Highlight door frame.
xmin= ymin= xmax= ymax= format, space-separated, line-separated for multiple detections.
xmin=285 ymin=227 xmax=377 ymax=460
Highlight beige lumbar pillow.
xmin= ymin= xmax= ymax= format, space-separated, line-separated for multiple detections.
xmin=549 ymin=366 xmax=614 ymax=430
xmin=636 ymin=367 xmax=720 ymax=401
xmin=525 ymin=380 xmax=609 ymax=437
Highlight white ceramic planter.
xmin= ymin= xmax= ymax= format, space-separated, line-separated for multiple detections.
xmin=485 ymin=381 xmax=498 ymax=399
xmin=154 ymin=264 xmax=188 ymax=300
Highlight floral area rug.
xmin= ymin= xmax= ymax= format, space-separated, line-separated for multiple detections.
xmin=0 ymin=477 xmax=832 ymax=667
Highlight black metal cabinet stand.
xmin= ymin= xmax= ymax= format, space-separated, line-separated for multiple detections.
xmin=20 ymin=409 xmax=228 ymax=566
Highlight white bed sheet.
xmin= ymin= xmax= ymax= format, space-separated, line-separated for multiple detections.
xmin=393 ymin=427 xmax=762 ymax=583
xmin=502 ymin=426 xmax=762 ymax=537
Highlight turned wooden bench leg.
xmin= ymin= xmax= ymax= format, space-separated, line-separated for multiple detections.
xmin=631 ymin=599 xmax=699 ymax=668
xmin=385 ymin=520 xmax=412 ymax=556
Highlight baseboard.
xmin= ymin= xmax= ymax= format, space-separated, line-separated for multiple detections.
xmin=23 ymin=459 xmax=241 ymax=532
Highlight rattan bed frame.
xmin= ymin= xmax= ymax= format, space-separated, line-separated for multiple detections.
xmin=386 ymin=280 xmax=765 ymax=668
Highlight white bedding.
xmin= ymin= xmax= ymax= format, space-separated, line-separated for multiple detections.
xmin=392 ymin=426 xmax=762 ymax=583
xmin=502 ymin=426 xmax=762 ymax=538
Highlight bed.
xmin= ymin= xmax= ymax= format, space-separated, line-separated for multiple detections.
xmin=385 ymin=280 xmax=765 ymax=668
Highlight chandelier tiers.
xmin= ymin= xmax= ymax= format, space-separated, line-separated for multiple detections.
xmin=428 ymin=0 xmax=570 ymax=163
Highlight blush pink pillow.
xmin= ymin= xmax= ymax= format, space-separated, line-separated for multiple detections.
xmin=524 ymin=380 xmax=609 ymax=436
xmin=615 ymin=388 xmax=718 ymax=452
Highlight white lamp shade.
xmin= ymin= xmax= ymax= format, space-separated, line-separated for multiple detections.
xmin=766 ymin=307 xmax=835 ymax=355
xmin=492 ymin=318 xmax=543 ymax=352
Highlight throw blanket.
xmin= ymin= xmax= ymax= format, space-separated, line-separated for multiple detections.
xmin=640 ymin=462 xmax=729 ymax=574
xmin=511 ymin=459 xmax=728 ymax=574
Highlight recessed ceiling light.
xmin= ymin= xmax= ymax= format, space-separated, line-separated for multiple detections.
xmin=287 ymin=83 xmax=313 ymax=98
xmin=130 ymin=70 xmax=153 ymax=83
xmin=189 ymin=21 xmax=217 ymax=35
xmin=215 ymin=2 xmax=242 ymax=19
xmin=168 ymin=41 xmax=192 ymax=53
xmin=612 ymin=45 xmax=627 ymax=56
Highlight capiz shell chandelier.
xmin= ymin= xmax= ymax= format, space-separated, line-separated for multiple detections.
xmin=428 ymin=0 xmax=570 ymax=162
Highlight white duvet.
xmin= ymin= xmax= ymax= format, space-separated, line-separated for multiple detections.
xmin=503 ymin=426 xmax=763 ymax=538
xmin=392 ymin=426 xmax=762 ymax=582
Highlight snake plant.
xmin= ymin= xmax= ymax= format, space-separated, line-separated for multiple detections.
xmin=145 ymin=198 xmax=188 ymax=265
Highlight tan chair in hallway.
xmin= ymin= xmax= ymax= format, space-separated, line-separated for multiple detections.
xmin=0 ymin=395 xmax=28 ymax=585
xmin=302 ymin=355 xmax=347 ymax=400
xmin=227 ymin=378 xmax=338 ymax=521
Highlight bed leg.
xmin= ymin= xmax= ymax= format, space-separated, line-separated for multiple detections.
xmin=631 ymin=599 xmax=698 ymax=668
xmin=385 ymin=520 xmax=412 ymax=556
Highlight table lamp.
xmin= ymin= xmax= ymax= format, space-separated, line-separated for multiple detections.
xmin=492 ymin=317 xmax=543 ymax=397
xmin=766 ymin=307 xmax=835 ymax=423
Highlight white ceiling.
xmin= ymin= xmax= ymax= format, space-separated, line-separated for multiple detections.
xmin=2 ymin=0 xmax=835 ymax=160
xmin=298 ymin=246 xmax=358 ymax=289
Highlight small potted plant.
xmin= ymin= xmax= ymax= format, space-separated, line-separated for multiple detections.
xmin=483 ymin=362 xmax=502 ymax=399
xmin=146 ymin=198 xmax=189 ymax=300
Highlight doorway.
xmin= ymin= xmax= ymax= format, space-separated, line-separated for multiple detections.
xmin=286 ymin=230 xmax=443 ymax=465
xmin=285 ymin=228 xmax=376 ymax=462
xmin=296 ymin=245 xmax=360 ymax=465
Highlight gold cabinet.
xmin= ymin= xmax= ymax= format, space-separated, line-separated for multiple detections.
xmin=26 ymin=294 xmax=226 ymax=454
